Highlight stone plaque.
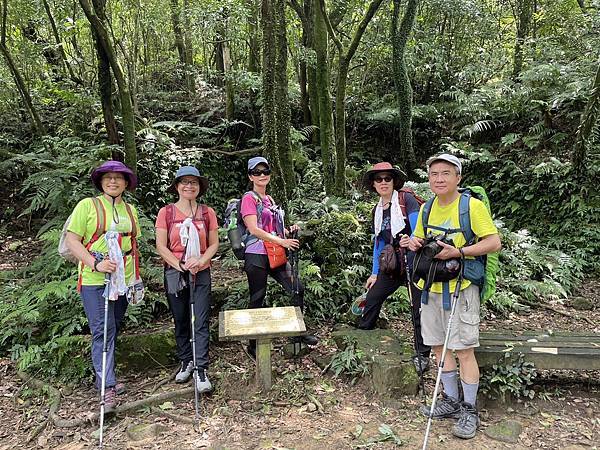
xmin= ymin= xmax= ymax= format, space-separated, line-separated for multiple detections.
xmin=219 ymin=306 xmax=306 ymax=341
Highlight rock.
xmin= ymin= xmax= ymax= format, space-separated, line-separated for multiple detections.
xmin=483 ymin=419 xmax=523 ymax=444
xmin=307 ymin=402 xmax=317 ymax=412
xmin=126 ymin=423 xmax=167 ymax=442
xmin=331 ymin=328 xmax=418 ymax=397
xmin=282 ymin=341 xmax=311 ymax=359
xmin=7 ymin=240 xmax=23 ymax=251
xmin=570 ymin=297 xmax=594 ymax=311
xmin=310 ymin=354 xmax=330 ymax=371
xmin=116 ymin=329 xmax=176 ymax=372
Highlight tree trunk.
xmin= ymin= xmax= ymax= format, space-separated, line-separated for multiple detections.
xmin=573 ymin=60 xmax=600 ymax=172
xmin=41 ymin=0 xmax=82 ymax=85
xmin=320 ymin=0 xmax=386 ymax=195
xmin=93 ymin=27 xmax=120 ymax=146
xmin=513 ymin=0 xmax=533 ymax=80
xmin=1 ymin=0 xmax=45 ymax=135
xmin=170 ymin=0 xmax=186 ymax=64
xmin=274 ymin=0 xmax=295 ymax=191
xmin=223 ymin=37 xmax=235 ymax=120
xmin=182 ymin=0 xmax=194 ymax=90
xmin=80 ymin=0 xmax=136 ymax=170
xmin=247 ymin=0 xmax=260 ymax=72
xmin=391 ymin=0 xmax=418 ymax=172
xmin=314 ymin=0 xmax=335 ymax=193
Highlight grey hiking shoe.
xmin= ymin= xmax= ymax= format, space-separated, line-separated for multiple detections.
xmin=412 ymin=354 xmax=430 ymax=375
xmin=175 ymin=360 xmax=194 ymax=383
xmin=420 ymin=392 xmax=461 ymax=419
xmin=195 ymin=369 xmax=212 ymax=394
xmin=452 ymin=402 xmax=480 ymax=439
xmin=115 ymin=382 xmax=126 ymax=395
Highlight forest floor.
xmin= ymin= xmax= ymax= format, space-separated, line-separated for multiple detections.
xmin=0 ymin=234 xmax=599 ymax=449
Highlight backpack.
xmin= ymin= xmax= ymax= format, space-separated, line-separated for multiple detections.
xmin=58 ymin=196 xmax=139 ymax=291
xmin=370 ymin=187 xmax=425 ymax=236
xmin=224 ymin=191 xmax=269 ymax=260
xmin=421 ymin=185 xmax=499 ymax=304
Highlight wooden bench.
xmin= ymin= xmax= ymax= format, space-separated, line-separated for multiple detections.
xmin=475 ymin=331 xmax=600 ymax=370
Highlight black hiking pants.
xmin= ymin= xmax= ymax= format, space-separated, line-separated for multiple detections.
xmin=358 ymin=272 xmax=430 ymax=357
xmin=165 ymin=268 xmax=211 ymax=369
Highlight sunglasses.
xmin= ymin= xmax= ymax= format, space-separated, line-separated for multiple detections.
xmin=249 ymin=169 xmax=272 ymax=176
xmin=374 ymin=175 xmax=393 ymax=183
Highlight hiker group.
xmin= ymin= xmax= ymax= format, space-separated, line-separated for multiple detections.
xmin=62 ymin=153 xmax=500 ymax=443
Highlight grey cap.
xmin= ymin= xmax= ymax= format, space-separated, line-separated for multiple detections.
xmin=248 ymin=156 xmax=270 ymax=171
xmin=168 ymin=165 xmax=209 ymax=194
xmin=426 ymin=153 xmax=462 ymax=174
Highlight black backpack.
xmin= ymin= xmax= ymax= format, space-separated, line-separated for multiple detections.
xmin=224 ymin=191 xmax=267 ymax=260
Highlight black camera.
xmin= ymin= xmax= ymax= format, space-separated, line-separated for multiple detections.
xmin=421 ymin=233 xmax=455 ymax=259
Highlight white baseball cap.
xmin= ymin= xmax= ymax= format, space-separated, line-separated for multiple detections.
xmin=426 ymin=153 xmax=462 ymax=174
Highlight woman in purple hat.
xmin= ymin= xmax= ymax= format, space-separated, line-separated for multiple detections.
xmin=240 ymin=156 xmax=318 ymax=358
xmin=65 ymin=160 xmax=141 ymax=412
xmin=361 ymin=162 xmax=431 ymax=374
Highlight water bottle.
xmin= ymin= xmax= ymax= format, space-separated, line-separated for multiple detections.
xmin=227 ymin=215 xmax=243 ymax=251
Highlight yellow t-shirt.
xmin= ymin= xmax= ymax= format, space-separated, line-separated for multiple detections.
xmin=67 ymin=196 xmax=141 ymax=286
xmin=413 ymin=194 xmax=497 ymax=293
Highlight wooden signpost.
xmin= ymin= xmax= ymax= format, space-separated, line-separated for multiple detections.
xmin=218 ymin=306 xmax=307 ymax=391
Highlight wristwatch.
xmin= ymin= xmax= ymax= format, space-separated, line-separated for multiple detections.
xmin=93 ymin=259 xmax=101 ymax=272
xmin=459 ymin=248 xmax=465 ymax=259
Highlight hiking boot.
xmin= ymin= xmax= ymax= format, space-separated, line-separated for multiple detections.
xmin=412 ymin=354 xmax=430 ymax=375
xmin=420 ymin=392 xmax=461 ymax=419
xmin=452 ymin=402 xmax=480 ymax=439
xmin=195 ymin=369 xmax=212 ymax=394
xmin=115 ymin=382 xmax=126 ymax=395
xmin=175 ymin=360 xmax=194 ymax=383
xmin=102 ymin=387 xmax=117 ymax=413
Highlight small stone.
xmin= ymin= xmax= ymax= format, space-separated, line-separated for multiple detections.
xmin=570 ymin=297 xmax=594 ymax=311
xmin=483 ymin=419 xmax=523 ymax=444
xmin=307 ymin=402 xmax=317 ymax=412
xmin=585 ymin=408 xmax=594 ymax=417
xmin=7 ymin=240 xmax=23 ymax=251
xmin=126 ymin=423 xmax=167 ymax=442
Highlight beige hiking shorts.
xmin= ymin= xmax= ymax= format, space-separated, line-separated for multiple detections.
xmin=420 ymin=284 xmax=480 ymax=350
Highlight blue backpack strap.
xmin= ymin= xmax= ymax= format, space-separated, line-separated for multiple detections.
xmin=458 ymin=190 xmax=475 ymax=245
xmin=421 ymin=197 xmax=435 ymax=235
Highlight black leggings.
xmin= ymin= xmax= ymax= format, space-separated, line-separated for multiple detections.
xmin=165 ymin=268 xmax=211 ymax=369
xmin=244 ymin=253 xmax=304 ymax=310
xmin=358 ymin=273 xmax=430 ymax=357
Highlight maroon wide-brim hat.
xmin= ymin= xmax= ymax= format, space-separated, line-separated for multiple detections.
xmin=91 ymin=160 xmax=137 ymax=191
xmin=362 ymin=162 xmax=406 ymax=192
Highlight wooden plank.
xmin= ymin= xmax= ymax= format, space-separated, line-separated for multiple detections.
xmin=476 ymin=346 xmax=600 ymax=370
xmin=256 ymin=339 xmax=272 ymax=392
xmin=218 ymin=306 xmax=307 ymax=341
xmin=480 ymin=331 xmax=600 ymax=344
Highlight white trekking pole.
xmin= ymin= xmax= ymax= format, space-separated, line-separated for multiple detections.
xmin=189 ymin=272 xmax=200 ymax=424
xmin=422 ymin=272 xmax=464 ymax=450
xmin=99 ymin=272 xmax=110 ymax=448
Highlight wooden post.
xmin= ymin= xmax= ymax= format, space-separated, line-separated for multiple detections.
xmin=256 ymin=338 xmax=272 ymax=391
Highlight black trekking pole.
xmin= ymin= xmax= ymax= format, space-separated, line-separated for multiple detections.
xmin=422 ymin=270 xmax=464 ymax=450
xmin=99 ymin=273 xmax=110 ymax=449
xmin=189 ymin=271 xmax=200 ymax=426
xmin=402 ymin=244 xmax=426 ymax=397
xmin=289 ymin=229 xmax=301 ymax=355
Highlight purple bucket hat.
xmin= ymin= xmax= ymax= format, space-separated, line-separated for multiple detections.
xmin=90 ymin=160 xmax=137 ymax=191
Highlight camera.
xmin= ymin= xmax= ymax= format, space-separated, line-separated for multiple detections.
xmin=421 ymin=233 xmax=455 ymax=259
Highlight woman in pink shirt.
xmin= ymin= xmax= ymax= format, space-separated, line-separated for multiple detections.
xmin=241 ymin=156 xmax=318 ymax=358
xmin=155 ymin=166 xmax=219 ymax=394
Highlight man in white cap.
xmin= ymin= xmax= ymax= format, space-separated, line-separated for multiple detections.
xmin=405 ymin=153 xmax=501 ymax=440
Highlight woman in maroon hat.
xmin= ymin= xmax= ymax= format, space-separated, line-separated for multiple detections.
xmin=361 ymin=162 xmax=431 ymax=374
xmin=65 ymin=160 xmax=141 ymax=412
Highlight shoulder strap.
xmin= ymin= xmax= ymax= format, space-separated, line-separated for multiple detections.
xmin=165 ymin=204 xmax=176 ymax=249
xmin=422 ymin=197 xmax=435 ymax=236
xmin=458 ymin=191 xmax=475 ymax=245
xmin=123 ymin=202 xmax=137 ymax=238
xmin=398 ymin=190 xmax=408 ymax=220
xmin=87 ymin=197 xmax=107 ymax=248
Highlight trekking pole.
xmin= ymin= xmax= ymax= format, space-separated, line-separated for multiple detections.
xmin=189 ymin=271 xmax=200 ymax=425
xmin=402 ymin=243 xmax=426 ymax=397
xmin=290 ymin=229 xmax=301 ymax=355
xmin=422 ymin=271 xmax=464 ymax=450
xmin=99 ymin=273 xmax=110 ymax=449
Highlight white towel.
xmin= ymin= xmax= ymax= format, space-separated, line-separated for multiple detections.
xmin=374 ymin=190 xmax=406 ymax=238
xmin=104 ymin=231 xmax=128 ymax=301
xmin=180 ymin=217 xmax=202 ymax=262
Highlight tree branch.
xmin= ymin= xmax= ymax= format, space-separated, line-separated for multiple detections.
xmin=345 ymin=0 xmax=386 ymax=62
xmin=318 ymin=0 xmax=343 ymax=53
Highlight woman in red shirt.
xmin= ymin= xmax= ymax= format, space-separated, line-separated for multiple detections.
xmin=155 ymin=166 xmax=219 ymax=393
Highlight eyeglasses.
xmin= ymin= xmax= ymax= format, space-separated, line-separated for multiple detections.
xmin=249 ymin=169 xmax=272 ymax=176
xmin=179 ymin=180 xmax=199 ymax=186
xmin=102 ymin=175 xmax=125 ymax=182
xmin=373 ymin=175 xmax=393 ymax=183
